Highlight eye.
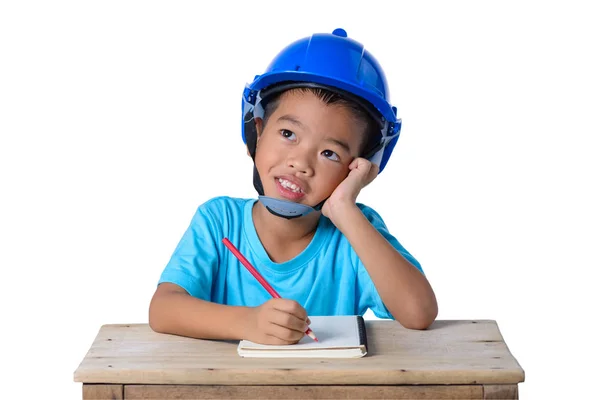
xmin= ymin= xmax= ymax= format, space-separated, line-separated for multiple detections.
xmin=322 ymin=149 xmax=340 ymax=162
xmin=280 ymin=129 xmax=296 ymax=141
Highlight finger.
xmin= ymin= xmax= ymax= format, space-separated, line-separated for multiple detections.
xmin=355 ymin=159 xmax=377 ymax=183
xmin=370 ymin=162 xmax=379 ymax=176
xmin=270 ymin=298 xmax=308 ymax=321
xmin=269 ymin=308 xmax=309 ymax=333
xmin=366 ymin=162 xmax=379 ymax=183
xmin=267 ymin=322 xmax=305 ymax=343
xmin=264 ymin=334 xmax=299 ymax=345
xmin=306 ymin=317 xmax=311 ymax=325
xmin=351 ymin=158 xmax=373 ymax=178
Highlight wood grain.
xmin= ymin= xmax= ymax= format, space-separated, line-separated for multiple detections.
xmin=125 ymin=384 xmax=483 ymax=399
xmin=483 ymin=384 xmax=519 ymax=399
xmin=82 ymin=384 xmax=123 ymax=399
xmin=74 ymin=320 xmax=525 ymax=386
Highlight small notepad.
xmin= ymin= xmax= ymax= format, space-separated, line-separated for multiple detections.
xmin=237 ymin=315 xmax=368 ymax=358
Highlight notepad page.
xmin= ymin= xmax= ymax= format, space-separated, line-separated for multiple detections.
xmin=238 ymin=315 xmax=360 ymax=350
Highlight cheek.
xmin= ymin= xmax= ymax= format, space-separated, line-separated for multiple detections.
xmin=320 ymin=164 xmax=350 ymax=189
xmin=254 ymin=142 xmax=279 ymax=173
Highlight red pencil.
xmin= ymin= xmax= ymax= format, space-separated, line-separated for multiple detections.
xmin=222 ymin=237 xmax=318 ymax=342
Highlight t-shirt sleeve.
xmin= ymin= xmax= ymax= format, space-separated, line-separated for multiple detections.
xmin=355 ymin=204 xmax=424 ymax=320
xmin=157 ymin=205 xmax=221 ymax=300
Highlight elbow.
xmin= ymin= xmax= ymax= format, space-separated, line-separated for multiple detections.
xmin=395 ymin=301 xmax=438 ymax=330
xmin=148 ymin=294 xmax=169 ymax=334
xmin=148 ymin=283 xmax=190 ymax=335
xmin=148 ymin=312 xmax=164 ymax=334
xmin=148 ymin=305 xmax=162 ymax=333
xmin=400 ymin=315 xmax=435 ymax=330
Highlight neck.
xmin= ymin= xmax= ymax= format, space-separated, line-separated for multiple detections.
xmin=252 ymin=201 xmax=321 ymax=260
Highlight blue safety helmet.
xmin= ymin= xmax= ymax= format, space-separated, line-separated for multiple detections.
xmin=241 ymin=28 xmax=402 ymax=175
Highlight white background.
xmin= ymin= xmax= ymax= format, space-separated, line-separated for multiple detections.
xmin=1 ymin=1 xmax=598 ymax=398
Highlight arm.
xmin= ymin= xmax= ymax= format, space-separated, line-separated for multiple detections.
xmin=148 ymin=205 xmax=251 ymax=340
xmin=333 ymin=207 xmax=437 ymax=329
xmin=322 ymin=158 xmax=438 ymax=330
xmin=152 ymin=200 xmax=311 ymax=342
xmin=149 ymin=282 xmax=311 ymax=343
xmin=149 ymin=282 xmax=250 ymax=340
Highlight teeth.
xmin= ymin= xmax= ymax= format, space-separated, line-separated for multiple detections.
xmin=278 ymin=178 xmax=302 ymax=193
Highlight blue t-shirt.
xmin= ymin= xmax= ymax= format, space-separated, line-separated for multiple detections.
xmin=158 ymin=196 xmax=423 ymax=319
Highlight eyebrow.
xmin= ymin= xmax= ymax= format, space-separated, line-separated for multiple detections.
xmin=277 ymin=115 xmax=306 ymax=130
xmin=324 ymin=136 xmax=351 ymax=155
xmin=277 ymin=114 xmax=352 ymax=154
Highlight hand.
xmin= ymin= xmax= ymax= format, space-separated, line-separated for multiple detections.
xmin=244 ymin=298 xmax=311 ymax=345
xmin=321 ymin=157 xmax=379 ymax=222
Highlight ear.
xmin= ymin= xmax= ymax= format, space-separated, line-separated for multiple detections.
xmin=254 ymin=117 xmax=264 ymax=139
xmin=247 ymin=117 xmax=264 ymax=158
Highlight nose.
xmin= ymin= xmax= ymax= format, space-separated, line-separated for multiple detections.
xmin=286 ymin=150 xmax=314 ymax=176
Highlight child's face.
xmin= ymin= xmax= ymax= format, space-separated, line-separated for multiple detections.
xmin=254 ymin=90 xmax=365 ymax=207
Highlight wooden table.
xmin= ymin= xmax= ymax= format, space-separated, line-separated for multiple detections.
xmin=74 ymin=320 xmax=524 ymax=399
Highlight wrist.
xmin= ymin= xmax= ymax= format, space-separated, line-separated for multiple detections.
xmin=228 ymin=306 xmax=253 ymax=340
xmin=327 ymin=201 xmax=362 ymax=229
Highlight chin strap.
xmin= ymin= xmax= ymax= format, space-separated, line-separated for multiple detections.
xmin=259 ymin=196 xmax=325 ymax=220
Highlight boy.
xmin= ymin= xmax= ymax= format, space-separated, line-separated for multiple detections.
xmin=149 ymin=28 xmax=437 ymax=345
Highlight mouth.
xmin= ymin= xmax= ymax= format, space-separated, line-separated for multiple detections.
xmin=274 ymin=177 xmax=306 ymax=201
